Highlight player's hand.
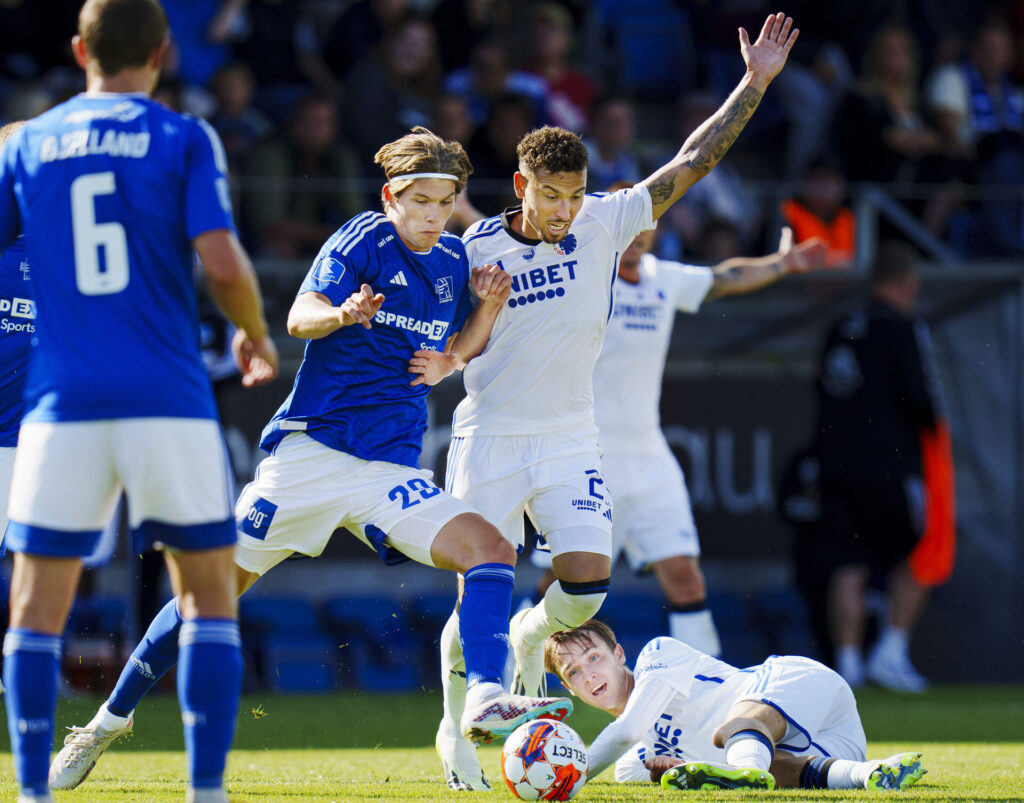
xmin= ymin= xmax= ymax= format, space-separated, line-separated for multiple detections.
xmin=777 ymin=226 xmax=829 ymax=274
xmin=232 ymin=328 xmax=280 ymax=388
xmin=740 ymin=12 xmax=799 ymax=83
xmin=645 ymin=756 xmax=685 ymax=783
xmin=471 ymin=263 xmax=511 ymax=307
xmin=408 ymin=349 xmax=459 ymax=387
xmin=340 ymin=284 xmax=385 ymax=329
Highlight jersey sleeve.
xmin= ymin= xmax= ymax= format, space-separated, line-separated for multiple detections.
xmin=587 ymin=676 xmax=676 ymax=780
xmin=0 ymin=128 xmax=23 ymax=249
xmin=299 ymin=249 xmax=359 ymax=305
xmin=660 ymin=260 xmax=714 ymax=313
xmin=184 ymin=117 xmax=236 ymax=240
xmin=614 ymin=743 xmax=653 ymax=783
xmin=592 ymin=184 xmax=656 ymax=253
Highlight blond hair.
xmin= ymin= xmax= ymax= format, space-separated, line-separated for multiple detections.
xmin=374 ymin=126 xmax=473 ymax=195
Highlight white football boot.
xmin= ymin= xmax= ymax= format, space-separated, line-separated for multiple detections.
xmin=866 ymin=752 xmax=927 ymax=790
xmin=436 ymin=717 xmax=491 ymax=791
xmin=461 ymin=691 xmax=572 ymax=745
xmin=48 ymin=704 xmax=132 ymax=790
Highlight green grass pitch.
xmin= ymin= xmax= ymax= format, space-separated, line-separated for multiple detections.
xmin=1 ymin=685 xmax=1021 ymax=800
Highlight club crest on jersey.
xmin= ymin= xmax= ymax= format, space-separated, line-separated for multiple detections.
xmin=314 ymin=256 xmax=346 ymax=285
xmin=523 ymin=248 xmax=536 ymax=261
xmin=434 ymin=276 xmax=454 ymax=303
xmin=553 ymin=233 xmax=577 ymax=256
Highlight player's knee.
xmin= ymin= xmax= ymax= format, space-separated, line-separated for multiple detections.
xmin=712 ymin=715 xmax=779 ymax=749
xmin=463 ymin=525 xmax=516 ymax=569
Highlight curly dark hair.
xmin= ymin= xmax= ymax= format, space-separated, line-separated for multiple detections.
xmin=517 ymin=126 xmax=588 ymax=177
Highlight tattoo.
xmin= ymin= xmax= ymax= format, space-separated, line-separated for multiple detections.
xmin=686 ymin=84 xmax=764 ymax=174
xmin=648 ymin=173 xmax=676 ymax=205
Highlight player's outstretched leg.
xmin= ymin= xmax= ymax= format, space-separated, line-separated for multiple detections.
xmin=454 ymin=563 xmax=573 ymax=745
xmin=661 ymin=761 xmax=776 ymax=791
xmin=865 ymin=752 xmax=926 ymax=790
xmin=510 ymin=577 xmax=609 ymax=697
xmin=436 ymin=607 xmax=491 ymax=791
xmin=49 ymin=597 xmax=183 ymax=789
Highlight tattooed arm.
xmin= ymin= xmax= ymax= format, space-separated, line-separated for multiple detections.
xmin=645 ymin=13 xmax=799 ymax=221
xmin=704 ymin=226 xmax=828 ymax=302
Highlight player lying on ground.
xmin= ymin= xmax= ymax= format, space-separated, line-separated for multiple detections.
xmin=48 ymin=127 xmax=571 ymax=792
xmin=531 ymin=219 xmax=829 ymax=658
xmin=545 ymin=620 xmax=927 ymax=791
xmin=434 ymin=12 xmax=801 ymax=792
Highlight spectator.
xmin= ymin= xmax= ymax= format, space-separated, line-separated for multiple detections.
xmin=654 ymin=91 xmax=763 ymax=260
xmin=431 ymin=0 xmax=511 ymax=74
xmin=243 ymin=94 xmax=363 ymax=258
xmin=781 ymin=159 xmax=856 ymax=268
xmin=320 ymin=0 xmax=412 ymax=87
xmin=813 ymin=241 xmax=949 ymax=692
xmin=207 ymin=61 xmax=275 ymax=171
xmin=432 ymin=93 xmax=476 ymax=147
xmin=343 ymin=16 xmax=442 ymax=164
xmin=582 ymin=96 xmax=644 ymax=193
xmin=520 ymin=1 xmax=597 ymax=131
xmin=466 ymin=94 xmax=534 ymax=216
xmin=442 ymin=38 xmax=550 ymax=129
xmin=927 ymin=18 xmax=1024 ymax=255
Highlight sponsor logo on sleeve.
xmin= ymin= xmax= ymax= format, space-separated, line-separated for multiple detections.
xmin=239 ymin=496 xmax=278 ymax=540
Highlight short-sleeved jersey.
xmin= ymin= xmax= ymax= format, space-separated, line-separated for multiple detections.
xmin=0 ymin=93 xmax=235 ymax=422
xmin=261 ymin=212 xmax=472 ymax=468
xmin=595 ymin=254 xmax=712 ymax=453
xmin=625 ymin=637 xmax=748 ymax=765
xmin=455 ymin=185 xmax=654 ymax=436
xmin=0 ymin=237 xmax=33 ymax=446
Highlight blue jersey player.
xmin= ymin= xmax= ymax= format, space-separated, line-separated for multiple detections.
xmin=0 ymin=122 xmax=32 ymax=546
xmin=0 ymin=2 xmax=279 ymax=802
xmin=52 ymin=126 xmax=573 ymax=793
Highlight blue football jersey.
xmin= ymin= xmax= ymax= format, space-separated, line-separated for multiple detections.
xmin=0 ymin=93 xmax=235 ymax=422
xmin=262 ymin=212 xmax=472 ymax=467
xmin=0 ymin=237 xmax=33 ymax=446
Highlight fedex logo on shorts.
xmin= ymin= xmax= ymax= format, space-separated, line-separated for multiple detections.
xmin=239 ymin=496 xmax=277 ymax=539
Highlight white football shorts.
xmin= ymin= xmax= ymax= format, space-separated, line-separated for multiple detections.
xmin=737 ymin=655 xmax=867 ymax=760
xmin=7 ymin=419 xmax=235 ymax=556
xmin=0 ymin=444 xmax=14 ymax=537
xmin=446 ymin=429 xmax=613 ymax=558
xmin=233 ymin=432 xmax=474 ymax=575
xmin=532 ymin=439 xmax=698 ymax=571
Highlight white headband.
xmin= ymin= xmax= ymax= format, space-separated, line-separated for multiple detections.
xmin=390 ymin=172 xmax=459 ymax=182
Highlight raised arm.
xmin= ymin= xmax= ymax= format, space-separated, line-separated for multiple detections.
xmin=194 ymin=229 xmax=279 ymax=387
xmin=644 ymin=13 xmax=798 ymax=221
xmin=704 ymin=227 xmax=827 ymax=302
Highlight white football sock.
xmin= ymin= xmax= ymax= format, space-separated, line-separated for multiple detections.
xmin=516 ymin=582 xmax=606 ymax=649
xmin=440 ymin=609 xmax=466 ymax=726
xmin=669 ymin=609 xmax=721 ymax=656
xmin=724 ymin=733 xmax=772 ymax=771
xmin=825 ymin=758 xmax=872 ymax=789
xmin=92 ymin=701 xmax=132 ymax=734
xmin=464 ymin=680 xmax=504 ymax=711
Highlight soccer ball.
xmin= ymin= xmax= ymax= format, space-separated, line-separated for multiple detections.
xmin=501 ymin=719 xmax=589 ymax=801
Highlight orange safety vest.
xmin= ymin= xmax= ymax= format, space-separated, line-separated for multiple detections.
xmin=781 ymin=199 xmax=856 ymax=267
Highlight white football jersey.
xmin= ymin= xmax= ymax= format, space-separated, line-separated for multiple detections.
xmin=595 ymin=254 xmax=713 ymax=453
xmin=455 ymin=185 xmax=654 ymax=436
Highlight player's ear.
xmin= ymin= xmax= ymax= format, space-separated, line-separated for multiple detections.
xmin=513 ymin=171 xmax=527 ymax=200
xmin=71 ymin=35 xmax=89 ymax=71
xmin=149 ymin=37 xmax=170 ymax=71
xmin=382 ymin=183 xmax=395 ymax=209
xmin=614 ymin=644 xmax=626 ymax=665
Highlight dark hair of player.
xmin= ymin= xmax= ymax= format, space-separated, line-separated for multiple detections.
xmin=78 ymin=0 xmax=168 ymax=77
xmin=374 ymin=126 xmax=473 ymax=195
xmin=870 ymin=240 xmax=918 ymax=288
xmin=544 ymin=619 xmax=618 ymax=682
xmin=0 ymin=120 xmax=25 ymax=150
xmin=517 ymin=126 xmax=589 ymax=179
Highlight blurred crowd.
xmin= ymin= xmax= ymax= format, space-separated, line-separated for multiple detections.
xmin=2 ymin=0 xmax=1023 ymax=262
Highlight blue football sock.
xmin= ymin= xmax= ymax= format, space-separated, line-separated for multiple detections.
xmin=460 ymin=563 xmax=515 ymax=688
xmin=107 ymin=597 xmax=182 ymax=717
xmin=3 ymin=629 xmax=61 ymax=796
xmin=178 ymin=619 xmax=242 ymax=789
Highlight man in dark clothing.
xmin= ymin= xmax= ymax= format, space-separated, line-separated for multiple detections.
xmin=814 ymin=241 xmax=942 ymax=693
